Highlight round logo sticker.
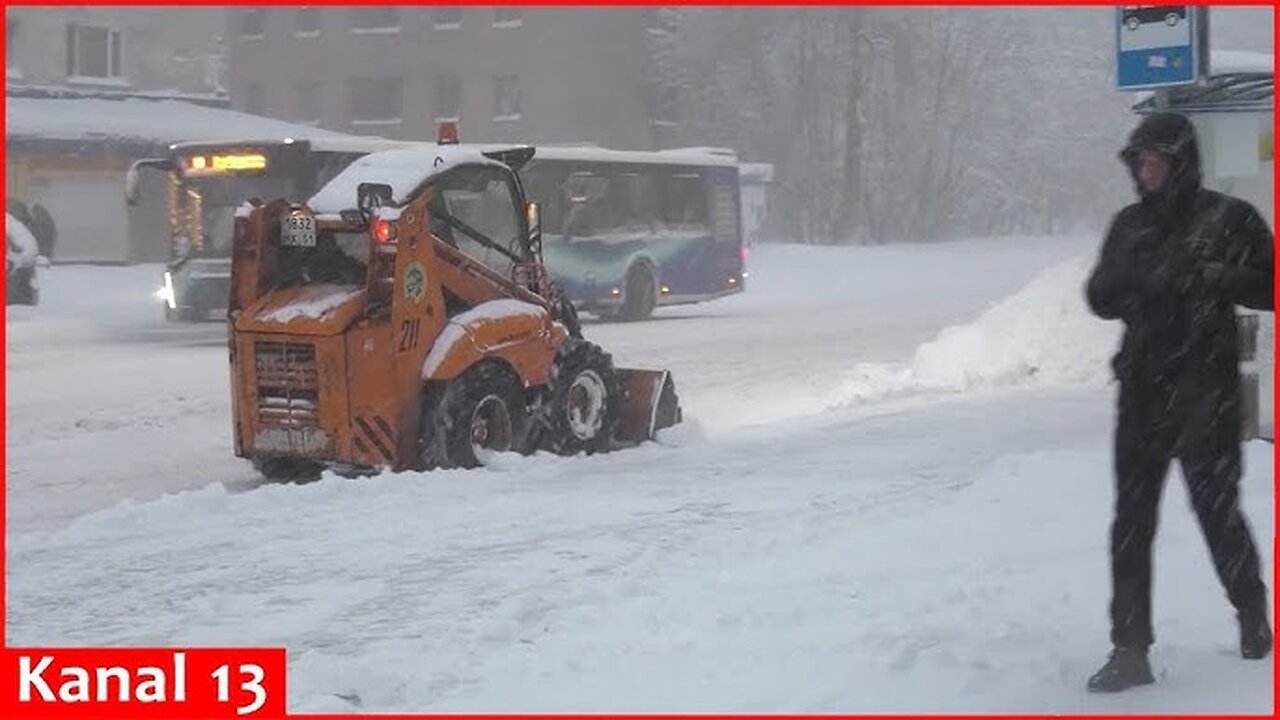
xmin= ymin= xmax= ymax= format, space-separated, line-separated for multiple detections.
xmin=403 ymin=261 xmax=427 ymax=304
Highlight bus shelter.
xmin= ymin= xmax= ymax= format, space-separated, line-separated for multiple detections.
xmin=1132 ymin=51 xmax=1274 ymax=440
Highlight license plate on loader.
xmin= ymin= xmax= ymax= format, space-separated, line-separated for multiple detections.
xmin=281 ymin=212 xmax=317 ymax=247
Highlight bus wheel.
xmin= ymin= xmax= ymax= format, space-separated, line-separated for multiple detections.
xmin=252 ymin=457 xmax=324 ymax=484
xmin=431 ymin=361 xmax=527 ymax=469
xmin=165 ymin=305 xmax=198 ymax=322
xmin=539 ymin=339 xmax=621 ymax=456
xmin=619 ymin=264 xmax=657 ymax=321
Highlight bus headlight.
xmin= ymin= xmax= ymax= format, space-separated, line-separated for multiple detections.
xmin=155 ymin=271 xmax=177 ymax=309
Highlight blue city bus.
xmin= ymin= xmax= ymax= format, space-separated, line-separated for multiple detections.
xmin=518 ymin=146 xmax=748 ymax=321
xmin=128 ymin=134 xmax=751 ymax=323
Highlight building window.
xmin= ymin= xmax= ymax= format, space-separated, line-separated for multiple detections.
xmin=350 ymin=7 xmax=399 ymax=34
xmin=240 ymin=9 xmax=265 ymax=39
xmin=433 ymin=7 xmax=462 ymax=30
xmin=297 ymin=82 xmax=322 ymax=124
xmin=434 ymin=75 xmax=461 ymax=121
xmin=493 ymin=7 xmax=522 ymax=28
xmin=295 ymin=7 xmax=321 ymax=37
xmin=243 ymin=83 xmax=265 ymax=115
xmin=350 ymin=77 xmax=403 ymax=126
xmin=493 ymin=75 xmax=520 ymax=121
xmin=65 ymin=24 xmax=123 ymax=80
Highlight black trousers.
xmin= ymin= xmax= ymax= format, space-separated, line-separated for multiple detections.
xmin=1109 ymin=383 xmax=1268 ymax=649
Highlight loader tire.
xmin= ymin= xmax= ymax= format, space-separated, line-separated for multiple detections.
xmin=539 ymin=339 xmax=622 ymax=456
xmin=427 ymin=361 xmax=528 ymax=470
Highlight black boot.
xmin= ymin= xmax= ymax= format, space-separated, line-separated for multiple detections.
xmin=1086 ymin=646 xmax=1154 ymax=693
xmin=1240 ymin=608 xmax=1273 ymax=660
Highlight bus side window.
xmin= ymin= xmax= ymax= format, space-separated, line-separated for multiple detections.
xmin=658 ymin=168 xmax=708 ymax=235
xmin=563 ymin=170 xmax=608 ymax=240
xmin=607 ymin=167 xmax=658 ymax=240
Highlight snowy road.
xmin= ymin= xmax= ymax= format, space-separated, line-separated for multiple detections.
xmin=5 ymin=237 xmax=1273 ymax=713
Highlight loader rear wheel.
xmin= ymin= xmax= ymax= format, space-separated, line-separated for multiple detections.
xmin=539 ymin=339 xmax=621 ymax=456
xmin=427 ymin=361 xmax=528 ymax=470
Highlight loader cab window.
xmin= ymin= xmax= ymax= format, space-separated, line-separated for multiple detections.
xmin=427 ymin=163 xmax=524 ymax=273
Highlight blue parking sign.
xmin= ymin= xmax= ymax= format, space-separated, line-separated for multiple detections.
xmin=1116 ymin=6 xmax=1199 ymax=90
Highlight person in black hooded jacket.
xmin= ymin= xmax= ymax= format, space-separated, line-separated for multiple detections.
xmin=1084 ymin=111 xmax=1274 ymax=692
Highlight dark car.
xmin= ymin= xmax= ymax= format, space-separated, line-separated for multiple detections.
xmin=6 ymin=211 xmax=39 ymax=306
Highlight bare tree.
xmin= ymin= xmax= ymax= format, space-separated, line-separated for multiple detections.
xmin=647 ymin=6 xmax=1139 ymax=244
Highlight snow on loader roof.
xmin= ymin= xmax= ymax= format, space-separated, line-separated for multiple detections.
xmin=307 ymin=145 xmax=508 ymax=217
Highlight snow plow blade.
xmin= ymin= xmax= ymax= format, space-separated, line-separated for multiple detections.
xmin=614 ymin=367 xmax=682 ymax=445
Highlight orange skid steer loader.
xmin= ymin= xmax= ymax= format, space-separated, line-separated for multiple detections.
xmin=226 ymin=138 xmax=681 ymax=481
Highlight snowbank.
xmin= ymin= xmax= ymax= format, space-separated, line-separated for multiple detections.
xmin=830 ymin=254 xmax=1120 ymax=406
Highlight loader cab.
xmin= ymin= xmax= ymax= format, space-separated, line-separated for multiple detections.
xmin=241 ymin=154 xmax=537 ymax=307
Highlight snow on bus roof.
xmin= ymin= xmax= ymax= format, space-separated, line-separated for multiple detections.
xmin=5 ymin=95 xmax=354 ymax=146
xmin=528 ymin=145 xmax=740 ymax=168
xmin=170 ymin=135 xmax=418 ymax=155
xmin=308 ymin=145 xmax=504 ymax=215
xmin=381 ymin=141 xmax=742 ymax=168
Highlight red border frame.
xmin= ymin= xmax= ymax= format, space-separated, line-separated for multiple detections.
xmin=0 ymin=1 xmax=1275 ymax=719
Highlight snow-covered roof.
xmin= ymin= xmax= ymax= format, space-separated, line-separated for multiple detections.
xmin=308 ymin=145 xmax=505 ymax=215
xmin=1211 ymin=50 xmax=1273 ymax=76
xmin=8 ymin=81 xmax=231 ymax=107
xmin=5 ymin=96 xmax=355 ymax=146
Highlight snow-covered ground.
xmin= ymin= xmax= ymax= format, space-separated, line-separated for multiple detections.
xmin=5 ymin=236 xmax=1274 ymax=713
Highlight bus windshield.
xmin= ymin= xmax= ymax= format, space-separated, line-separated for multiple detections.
xmin=173 ymin=174 xmax=299 ymax=261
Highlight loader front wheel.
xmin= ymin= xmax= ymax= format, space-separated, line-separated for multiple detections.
xmin=430 ymin=362 xmax=528 ymax=469
xmin=540 ymin=340 xmax=621 ymax=456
